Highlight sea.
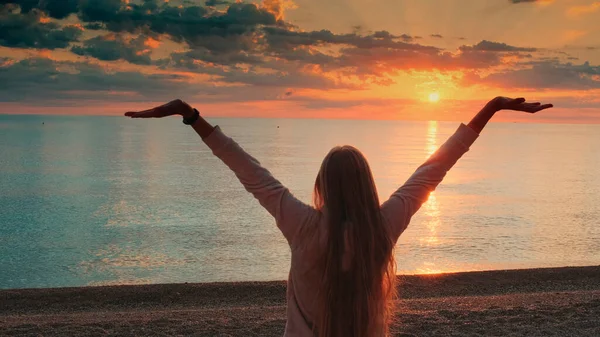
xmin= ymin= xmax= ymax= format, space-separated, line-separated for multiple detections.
xmin=1 ymin=114 xmax=599 ymax=289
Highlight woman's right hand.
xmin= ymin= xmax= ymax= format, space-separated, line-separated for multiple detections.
xmin=486 ymin=96 xmax=553 ymax=114
xmin=124 ymin=99 xmax=195 ymax=119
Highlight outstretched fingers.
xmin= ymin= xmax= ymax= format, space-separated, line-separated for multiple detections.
xmin=518 ymin=102 xmax=554 ymax=113
xmin=124 ymin=100 xmax=190 ymax=119
xmin=124 ymin=107 xmax=158 ymax=118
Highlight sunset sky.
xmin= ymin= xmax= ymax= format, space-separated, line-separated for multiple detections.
xmin=0 ymin=0 xmax=599 ymax=122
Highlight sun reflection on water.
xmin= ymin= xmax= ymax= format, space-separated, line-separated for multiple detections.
xmin=415 ymin=261 xmax=445 ymax=275
xmin=426 ymin=120 xmax=438 ymax=157
xmin=420 ymin=120 xmax=442 ymax=247
xmin=421 ymin=192 xmax=441 ymax=245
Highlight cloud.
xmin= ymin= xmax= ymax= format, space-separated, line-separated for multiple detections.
xmin=0 ymin=56 xmax=202 ymax=103
xmin=0 ymin=11 xmax=83 ymax=49
xmin=372 ymin=31 xmax=416 ymax=42
xmin=165 ymin=48 xmax=266 ymax=68
xmin=2 ymin=0 xmax=279 ymax=48
xmin=509 ymin=0 xmax=551 ymax=3
xmin=205 ymin=0 xmax=231 ymax=6
xmin=509 ymin=0 xmax=555 ymax=5
xmin=84 ymin=22 xmax=104 ymax=30
xmin=0 ymin=0 xmax=516 ymax=79
xmin=561 ymin=29 xmax=588 ymax=43
xmin=463 ymin=61 xmax=600 ymax=90
xmin=262 ymin=0 xmax=296 ymax=21
xmin=160 ymin=33 xmax=516 ymax=90
xmin=0 ymin=55 xmax=358 ymax=107
xmin=71 ymin=34 xmax=155 ymax=65
xmin=264 ymin=27 xmax=431 ymax=51
xmin=459 ymin=40 xmax=536 ymax=52
xmin=1 ymin=0 xmax=285 ymax=64
xmin=334 ymin=47 xmax=505 ymax=75
xmin=160 ymin=37 xmax=541 ymax=90
xmin=161 ymin=51 xmax=356 ymax=90
xmin=0 ymin=0 xmax=79 ymax=19
xmin=567 ymin=2 xmax=600 ymax=17
xmin=430 ymin=34 xmax=443 ymax=38
xmin=79 ymin=1 xmax=276 ymax=46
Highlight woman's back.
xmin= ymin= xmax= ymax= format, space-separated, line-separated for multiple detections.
xmin=200 ymin=122 xmax=479 ymax=336
xmin=287 ymin=213 xmax=393 ymax=336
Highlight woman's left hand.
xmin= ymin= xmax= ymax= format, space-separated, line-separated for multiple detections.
xmin=124 ymin=99 xmax=194 ymax=119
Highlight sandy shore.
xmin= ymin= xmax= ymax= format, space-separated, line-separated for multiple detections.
xmin=1 ymin=266 xmax=600 ymax=336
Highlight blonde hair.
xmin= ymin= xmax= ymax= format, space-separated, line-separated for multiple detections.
xmin=313 ymin=145 xmax=396 ymax=337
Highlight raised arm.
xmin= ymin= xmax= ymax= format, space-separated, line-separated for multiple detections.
xmin=125 ymin=99 xmax=317 ymax=245
xmin=380 ymin=97 xmax=553 ymax=241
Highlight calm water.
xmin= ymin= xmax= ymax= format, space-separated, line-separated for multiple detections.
xmin=1 ymin=114 xmax=599 ymax=289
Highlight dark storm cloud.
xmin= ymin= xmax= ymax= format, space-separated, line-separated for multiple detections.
xmin=41 ymin=0 xmax=80 ymax=19
xmin=460 ymin=40 xmax=537 ymax=52
xmin=205 ymin=0 xmax=231 ymax=6
xmin=84 ymin=22 xmax=104 ymax=30
xmin=71 ymin=34 xmax=153 ymax=65
xmin=1 ymin=0 xmax=278 ymax=50
xmin=78 ymin=1 xmax=276 ymax=47
xmin=0 ymin=11 xmax=83 ymax=49
xmin=78 ymin=0 xmax=123 ymax=22
xmin=0 ymin=0 xmax=79 ymax=19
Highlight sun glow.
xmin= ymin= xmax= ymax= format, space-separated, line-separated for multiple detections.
xmin=428 ymin=92 xmax=440 ymax=103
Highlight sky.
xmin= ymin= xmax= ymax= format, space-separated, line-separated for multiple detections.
xmin=0 ymin=0 xmax=599 ymax=123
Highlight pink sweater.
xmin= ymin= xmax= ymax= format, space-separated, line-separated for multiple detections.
xmin=203 ymin=123 xmax=479 ymax=336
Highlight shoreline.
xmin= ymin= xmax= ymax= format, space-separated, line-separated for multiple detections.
xmin=2 ymin=265 xmax=600 ymax=336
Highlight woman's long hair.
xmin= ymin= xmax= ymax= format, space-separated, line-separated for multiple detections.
xmin=313 ymin=145 xmax=396 ymax=337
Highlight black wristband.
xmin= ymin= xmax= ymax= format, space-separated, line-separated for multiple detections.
xmin=182 ymin=108 xmax=200 ymax=125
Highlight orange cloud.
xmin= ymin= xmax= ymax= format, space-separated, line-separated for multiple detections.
xmin=102 ymin=33 xmax=118 ymax=41
xmin=262 ymin=0 xmax=297 ymax=20
xmin=567 ymin=1 xmax=600 ymax=17
xmin=69 ymin=23 xmax=85 ymax=31
xmin=561 ymin=30 xmax=588 ymax=43
xmin=37 ymin=49 xmax=52 ymax=58
xmin=144 ymin=37 xmax=161 ymax=49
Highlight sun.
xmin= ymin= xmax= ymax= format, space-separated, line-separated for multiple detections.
xmin=428 ymin=92 xmax=440 ymax=103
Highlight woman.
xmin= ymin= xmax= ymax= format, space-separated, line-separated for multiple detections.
xmin=125 ymin=97 xmax=552 ymax=337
